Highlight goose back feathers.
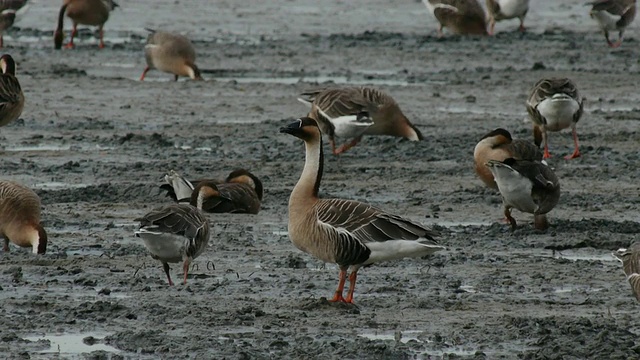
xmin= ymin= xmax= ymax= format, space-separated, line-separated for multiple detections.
xmin=0 ymin=54 xmax=23 ymax=127
xmin=613 ymin=242 xmax=640 ymax=301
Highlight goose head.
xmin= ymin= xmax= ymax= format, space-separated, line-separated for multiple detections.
xmin=0 ymin=54 xmax=16 ymax=75
xmin=226 ymin=169 xmax=263 ymax=201
xmin=279 ymin=117 xmax=321 ymax=142
xmin=190 ymin=181 xmax=232 ymax=209
xmin=26 ymin=224 xmax=47 ymax=254
xmin=479 ymin=128 xmax=513 ymax=145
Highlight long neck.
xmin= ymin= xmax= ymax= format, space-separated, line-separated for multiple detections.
xmin=290 ymin=136 xmax=323 ymax=206
xmin=56 ymin=4 xmax=67 ymax=32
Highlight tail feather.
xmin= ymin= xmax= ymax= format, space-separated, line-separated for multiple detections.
xmin=297 ymin=97 xmax=313 ymax=108
xmin=163 ymin=170 xmax=194 ymax=204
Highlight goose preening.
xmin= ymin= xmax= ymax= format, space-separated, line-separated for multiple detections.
xmin=485 ymin=0 xmax=529 ymax=34
xmin=160 ymin=169 xmax=263 ymax=214
xmin=53 ymin=0 xmax=119 ymax=49
xmin=0 ymin=0 xmax=29 ymax=48
xmin=135 ymin=204 xmax=210 ymax=286
xmin=0 ymin=180 xmax=47 ymax=254
xmin=0 ymin=54 xmax=24 ymax=128
xmin=140 ymin=29 xmax=202 ymax=81
xmin=526 ymin=78 xmax=584 ymax=160
xmin=297 ymin=87 xmax=423 ymax=155
xmin=421 ymin=0 xmax=488 ymax=36
xmin=474 ymin=128 xmax=543 ymax=189
xmin=587 ymin=0 xmax=636 ymax=48
xmin=280 ymin=117 xmax=445 ymax=303
xmin=613 ymin=242 xmax=640 ymax=302
xmin=486 ymin=158 xmax=560 ymax=230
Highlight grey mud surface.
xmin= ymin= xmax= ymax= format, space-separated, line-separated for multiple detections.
xmin=1 ymin=0 xmax=639 ymax=359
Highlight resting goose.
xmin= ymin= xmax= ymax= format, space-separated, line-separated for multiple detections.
xmin=526 ymin=77 xmax=584 ymax=160
xmin=140 ymin=29 xmax=202 ymax=81
xmin=53 ymin=0 xmax=118 ymax=50
xmin=0 ymin=180 xmax=47 ymax=254
xmin=298 ymin=87 xmax=423 ymax=155
xmin=422 ymin=0 xmax=488 ymax=36
xmin=587 ymin=0 xmax=636 ymax=48
xmin=280 ymin=117 xmax=445 ymax=303
xmin=0 ymin=54 xmax=23 ymax=128
xmin=135 ymin=204 xmax=210 ymax=286
xmin=161 ymin=169 xmax=263 ymax=214
xmin=613 ymin=242 xmax=640 ymax=302
xmin=485 ymin=0 xmax=530 ymax=34
xmin=486 ymin=158 xmax=560 ymax=230
xmin=0 ymin=0 xmax=29 ymax=48
xmin=474 ymin=128 xmax=543 ymax=189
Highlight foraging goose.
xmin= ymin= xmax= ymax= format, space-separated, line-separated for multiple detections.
xmin=135 ymin=204 xmax=210 ymax=286
xmin=0 ymin=180 xmax=47 ymax=254
xmin=0 ymin=54 xmax=23 ymax=128
xmin=474 ymin=128 xmax=543 ymax=189
xmin=53 ymin=0 xmax=118 ymax=49
xmin=298 ymin=87 xmax=423 ymax=155
xmin=280 ymin=117 xmax=445 ymax=303
xmin=0 ymin=0 xmax=29 ymax=48
xmin=485 ymin=0 xmax=529 ymax=34
xmin=587 ymin=0 xmax=636 ymax=48
xmin=486 ymin=158 xmax=560 ymax=230
xmin=161 ymin=169 xmax=263 ymax=214
xmin=422 ymin=0 xmax=488 ymax=36
xmin=526 ymin=78 xmax=584 ymax=160
xmin=613 ymin=242 xmax=640 ymax=302
xmin=140 ymin=29 xmax=202 ymax=81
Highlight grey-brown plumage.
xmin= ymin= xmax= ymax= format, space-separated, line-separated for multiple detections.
xmin=140 ymin=29 xmax=202 ymax=81
xmin=135 ymin=204 xmax=210 ymax=285
xmin=0 ymin=54 xmax=23 ymax=128
xmin=613 ymin=242 xmax=640 ymax=302
xmin=280 ymin=117 xmax=445 ymax=303
xmin=526 ymin=78 xmax=584 ymax=160
xmin=0 ymin=180 xmax=47 ymax=254
xmin=54 ymin=0 xmax=118 ymax=49
xmin=587 ymin=0 xmax=636 ymax=47
xmin=486 ymin=158 xmax=560 ymax=230
xmin=422 ymin=0 xmax=488 ymax=36
xmin=0 ymin=0 xmax=28 ymax=48
xmin=474 ymin=128 xmax=542 ymax=189
xmin=485 ymin=0 xmax=529 ymax=34
xmin=298 ymin=87 xmax=422 ymax=154
xmin=161 ymin=169 xmax=263 ymax=214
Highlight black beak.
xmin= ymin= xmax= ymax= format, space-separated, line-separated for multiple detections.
xmin=112 ymin=1 xmax=120 ymax=9
xmin=279 ymin=119 xmax=303 ymax=135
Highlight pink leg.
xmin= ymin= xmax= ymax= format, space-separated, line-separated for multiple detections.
xmin=344 ymin=270 xmax=359 ymax=304
xmin=140 ymin=66 xmax=150 ymax=81
xmin=65 ymin=24 xmax=77 ymax=49
xmin=488 ymin=20 xmax=496 ymax=36
xmin=98 ymin=26 xmax=105 ymax=49
xmin=334 ymin=136 xmax=362 ymax=155
xmin=329 ymin=269 xmax=347 ymax=302
xmin=182 ymin=258 xmax=191 ymax=285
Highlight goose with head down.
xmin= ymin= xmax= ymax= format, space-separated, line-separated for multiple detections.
xmin=0 ymin=180 xmax=47 ymax=254
xmin=0 ymin=54 xmax=23 ymax=128
xmin=279 ymin=117 xmax=445 ymax=304
xmin=486 ymin=158 xmax=560 ymax=230
xmin=485 ymin=0 xmax=530 ymax=34
xmin=526 ymin=77 xmax=584 ymax=160
xmin=587 ymin=0 xmax=636 ymax=48
xmin=613 ymin=242 xmax=640 ymax=302
xmin=53 ymin=0 xmax=118 ymax=49
xmin=161 ymin=169 xmax=263 ymax=214
xmin=298 ymin=87 xmax=422 ymax=155
xmin=473 ymin=128 xmax=543 ymax=189
xmin=422 ymin=0 xmax=488 ymax=36
xmin=135 ymin=204 xmax=210 ymax=286
xmin=140 ymin=29 xmax=202 ymax=81
xmin=0 ymin=0 xmax=29 ymax=48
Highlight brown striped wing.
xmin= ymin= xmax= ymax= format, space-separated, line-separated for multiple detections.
xmin=615 ymin=242 xmax=640 ymax=301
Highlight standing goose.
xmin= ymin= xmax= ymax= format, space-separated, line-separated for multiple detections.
xmin=612 ymin=242 xmax=640 ymax=302
xmin=298 ymin=87 xmax=423 ymax=155
xmin=280 ymin=118 xmax=445 ymax=303
xmin=0 ymin=54 xmax=23 ymax=128
xmin=0 ymin=180 xmax=47 ymax=254
xmin=526 ymin=78 xmax=584 ymax=160
xmin=485 ymin=0 xmax=530 ymax=34
xmin=486 ymin=158 xmax=560 ymax=230
xmin=0 ymin=0 xmax=29 ymax=48
xmin=474 ymin=128 xmax=543 ymax=189
xmin=140 ymin=29 xmax=202 ymax=81
xmin=53 ymin=0 xmax=118 ymax=49
xmin=161 ymin=169 xmax=263 ymax=214
xmin=135 ymin=204 xmax=210 ymax=286
xmin=422 ymin=0 xmax=488 ymax=36
xmin=587 ymin=0 xmax=636 ymax=48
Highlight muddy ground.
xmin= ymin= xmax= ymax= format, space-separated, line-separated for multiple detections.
xmin=0 ymin=0 xmax=639 ymax=359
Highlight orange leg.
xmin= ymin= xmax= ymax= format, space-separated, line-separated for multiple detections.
xmin=564 ymin=126 xmax=581 ymax=160
xmin=162 ymin=262 xmax=174 ymax=286
xmin=334 ymin=136 xmax=362 ymax=155
xmin=98 ymin=26 xmax=105 ymax=49
xmin=329 ymin=268 xmax=347 ymax=302
xmin=182 ymin=258 xmax=191 ymax=285
xmin=65 ymin=24 xmax=77 ymax=49
xmin=344 ymin=270 xmax=359 ymax=304
xmin=140 ymin=66 xmax=150 ymax=81
xmin=541 ymin=130 xmax=551 ymax=159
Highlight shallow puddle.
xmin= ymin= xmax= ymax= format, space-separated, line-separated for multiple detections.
xmin=25 ymin=333 xmax=119 ymax=355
